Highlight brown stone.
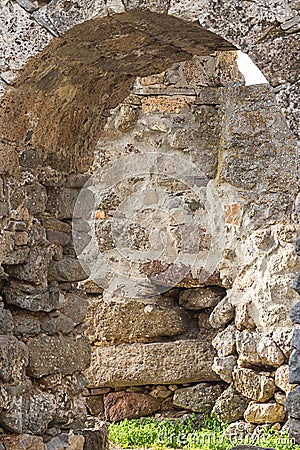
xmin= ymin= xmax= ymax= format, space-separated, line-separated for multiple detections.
xmin=233 ymin=368 xmax=276 ymax=402
xmin=244 ymin=402 xmax=285 ymax=424
xmin=1 ymin=434 xmax=45 ymax=450
xmin=179 ymin=286 xmax=225 ymax=310
xmin=85 ymin=395 xmax=104 ymax=416
xmin=104 ymin=392 xmax=160 ymax=421
xmin=86 ymin=340 xmax=219 ymax=387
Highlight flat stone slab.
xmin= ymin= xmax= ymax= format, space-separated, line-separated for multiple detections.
xmin=86 ymin=339 xmax=219 ymax=387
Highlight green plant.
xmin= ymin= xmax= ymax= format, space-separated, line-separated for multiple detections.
xmin=108 ymin=415 xmax=300 ymax=449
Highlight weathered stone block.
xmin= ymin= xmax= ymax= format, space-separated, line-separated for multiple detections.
xmin=4 ymin=280 xmax=60 ymax=312
xmin=59 ymin=292 xmax=88 ymax=326
xmin=291 ymin=302 xmax=300 ymax=324
xmin=236 ymin=331 xmax=285 ymax=368
xmin=48 ymin=257 xmax=89 ymax=282
xmin=6 ymin=247 xmax=53 ymax=285
xmin=244 ymin=402 xmax=285 ymax=424
xmin=0 ymin=303 xmax=13 ymax=334
xmin=85 ymin=297 xmax=184 ymax=344
xmin=289 ymin=349 xmax=300 ymax=384
xmin=179 ymin=286 xmax=224 ymax=310
xmin=86 ymin=340 xmax=219 ymax=387
xmin=233 ymin=368 xmax=275 ymax=402
xmin=212 ymin=355 xmax=237 ymax=383
xmin=285 ymin=386 xmax=300 ymax=418
xmin=85 ymin=395 xmax=104 ymax=416
xmin=289 ymin=417 xmax=300 ymax=444
xmin=212 ymin=324 xmax=236 ymax=357
xmin=212 ymin=384 xmax=248 ymax=424
xmin=275 ymin=364 xmax=295 ymax=393
xmin=0 ymin=335 xmax=28 ymax=383
xmin=104 ymin=391 xmax=160 ymax=421
xmin=28 ymin=335 xmax=90 ymax=378
xmin=173 ymin=383 xmax=224 ymax=413
xmin=0 ymin=434 xmax=45 ymax=450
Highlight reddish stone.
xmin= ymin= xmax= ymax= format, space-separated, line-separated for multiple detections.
xmin=104 ymin=391 xmax=160 ymax=422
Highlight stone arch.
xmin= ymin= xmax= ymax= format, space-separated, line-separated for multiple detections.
xmin=0 ymin=1 xmax=299 ymax=448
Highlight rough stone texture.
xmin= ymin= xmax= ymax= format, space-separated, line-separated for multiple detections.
xmin=28 ymin=335 xmax=90 ymax=378
xmin=0 ymin=335 xmax=28 ymax=383
xmin=233 ymin=368 xmax=276 ymax=402
xmin=0 ymin=0 xmax=298 ymax=441
xmin=179 ymin=286 xmax=225 ymax=310
xmin=285 ymin=386 xmax=300 ymax=418
xmin=104 ymin=391 xmax=160 ymax=421
xmin=212 ymin=355 xmax=237 ymax=383
xmin=173 ymin=383 xmax=224 ymax=413
xmin=275 ymin=364 xmax=295 ymax=393
xmin=212 ymin=384 xmax=248 ymax=424
xmin=236 ymin=331 xmax=286 ymax=368
xmin=85 ymin=340 xmax=219 ymax=387
xmin=85 ymin=296 xmax=184 ymax=344
xmin=244 ymin=402 xmax=285 ymax=424
xmin=212 ymin=325 xmax=236 ymax=357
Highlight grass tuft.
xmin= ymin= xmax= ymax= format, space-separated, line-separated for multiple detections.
xmin=108 ymin=415 xmax=300 ymax=449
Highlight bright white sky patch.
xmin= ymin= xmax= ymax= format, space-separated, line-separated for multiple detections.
xmin=237 ymin=50 xmax=268 ymax=85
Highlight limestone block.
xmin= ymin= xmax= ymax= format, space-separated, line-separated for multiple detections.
xmin=272 ymin=327 xmax=292 ymax=358
xmin=27 ymin=335 xmax=90 ymax=378
xmin=212 ymin=355 xmax=237 ymax=383
xmin=86 ymin=340 xmax=219 ymax=387
xmin=104 ymin=392 xmax=160 ymax=421
xmin=236 ymin=331 xmax=285 ymax=368
xmin=235 ymin=301 xmax=256 ymax=331
xmin=233 ymin=368 xmax=276 ymax=402
xmin=212 ymin=384 xmax=248 ymax=424
xmin=244 ymin=402 xmax=285 ymax=424
xmin=173 ymin=383 xmax=224 ymax=413
xmin=179 ymin=286 xmax=224 ymax=310
xmin=85 ymin=297 xmax=184 ymax=344
xmin=212 ymin=324 xmax=236 ymax=357
xmin=274 ymin=391 xmax=286 ymax=405
xmin=275 ymin=364 xmax=295 ymax=393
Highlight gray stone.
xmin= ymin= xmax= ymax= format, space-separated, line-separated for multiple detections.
xmin=59 ymin=292 xmax=88 ymax=326
xmin=212 ymin=384 xmax=248 ymax=424
xmin=4 ymin=281 xmax=60 ymax=312
xmin=40 ymin=312 xmax=74 ymax=335
xmin=0 ymin=303 xmax=13 ymax=334
xmin=179 ymin=286 xmax=224 ymax=310
xmin=15 ymin=0 xmax=38 ymax=13
xmin=6 ymin=247 xmax=53 ymax=285
xmin=27 ymin=335 xmax=91 ymax=378
xmin=173 ymin=383 xmax=224 ymax=413
xmin=22 ymin=390 xmax=57 ymax=434
xmin=24 ymin=183 xmax=47 ymax=216
xmin=209 ymin=297 xmax=235 ymax=329
xmin=289 ymin=417 xmax=300 ymax=443
xmin=48 ymin=258 xmax=89 ymax=282
xmin=86 ymin=340 xmax=219 ymax=387
xmin=285 ymin=386 xmax=300 ymax=418
xmin=291 ymin=303 xmax=300 ymax=324
xmin=13 ymin=312 xmax=41 ymax=338
xmin=293 ymin=272 xmax=300 ymax=295
xmin=289 ymin=349 xmax=300 ymax=384
xmin=296 ymin=238 xmax=300 ymax=257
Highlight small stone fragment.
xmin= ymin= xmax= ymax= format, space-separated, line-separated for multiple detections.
xmin=212 ymin=355 xmax=237 ymax=383
xmin=209 ymin=297 xmax=235 ymax=329
xmin=212 ymin=324 xmax=236 ymax=357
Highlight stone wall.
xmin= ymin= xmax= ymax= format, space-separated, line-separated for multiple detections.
xmin=0 ymin=0 xmax=299 ymax=448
